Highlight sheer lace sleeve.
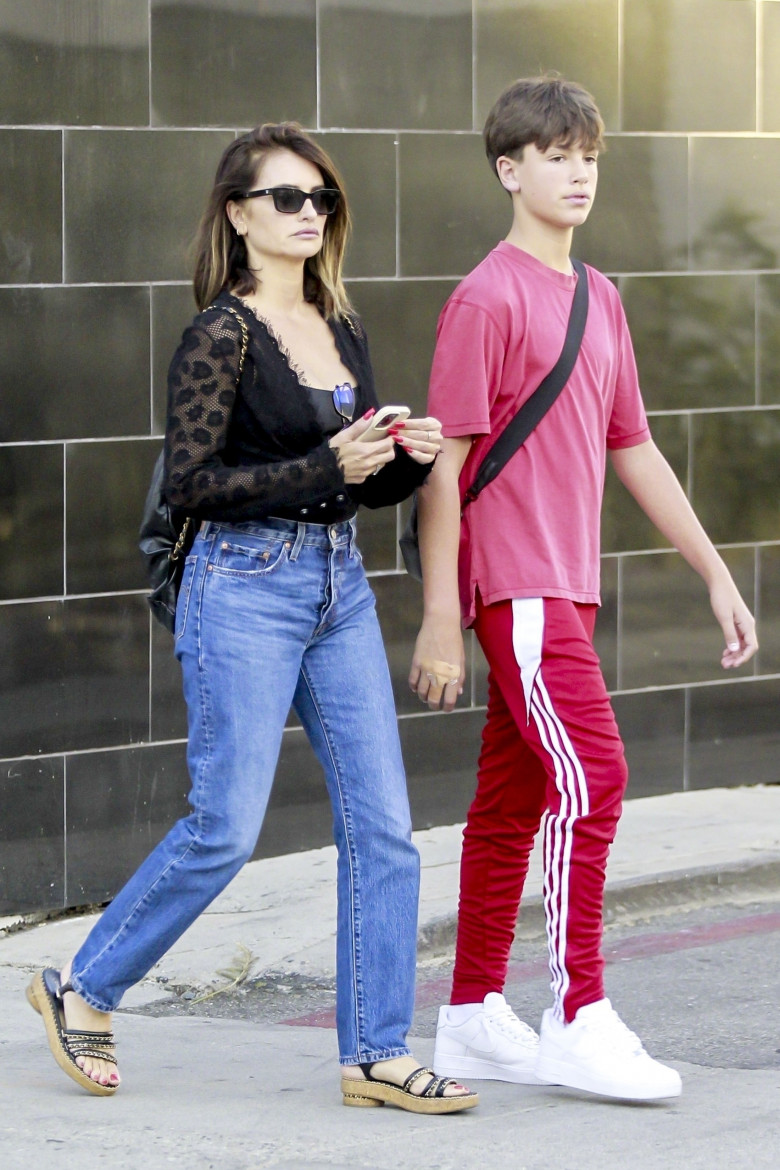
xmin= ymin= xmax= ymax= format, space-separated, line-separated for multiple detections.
xmin=164 ymin=310 xmax=344 ymax=517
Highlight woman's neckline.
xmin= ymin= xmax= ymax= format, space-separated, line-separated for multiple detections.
xmin=223 ymin=292 xmax=356 ymax=394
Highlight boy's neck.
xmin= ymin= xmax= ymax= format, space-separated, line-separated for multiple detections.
xmin=504 ymin=218 xmax=574 ymax=275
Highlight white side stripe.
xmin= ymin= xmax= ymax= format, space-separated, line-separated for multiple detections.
xmin=510 ymin=599 xmax=590 ymax=1022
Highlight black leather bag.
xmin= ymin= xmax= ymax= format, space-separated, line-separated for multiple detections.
xmin=139 ymin=303 xmax=249 ymax=632
xmin=399 ymin=259 xmax=589 ymax=582
xmin=139 ymin=457 xmax=195 ymax=633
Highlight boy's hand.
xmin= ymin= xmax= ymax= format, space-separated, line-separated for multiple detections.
xmin=410 ymin=618 xmax=465 ymax=711
xmin=710 ymin=577 xmax=758 ymax=668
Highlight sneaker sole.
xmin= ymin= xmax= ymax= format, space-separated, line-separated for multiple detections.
xmin=534 ymin=1055 xmax=682 ymax=1101
xmin=434 ymin=1052 xmax=541 ymax=1085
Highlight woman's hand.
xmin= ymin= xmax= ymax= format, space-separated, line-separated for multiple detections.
xmin=390 ymin=416 xmax=443 ymax=465
xmin=329 ymin=412 xmax=396 ymax=484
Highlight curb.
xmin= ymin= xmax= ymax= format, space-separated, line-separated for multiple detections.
xmin=416 ymin=855 xmax=780 ymax=957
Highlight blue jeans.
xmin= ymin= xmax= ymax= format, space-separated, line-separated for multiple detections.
xmin=70 ymin=518 xmax=420 ymax=1065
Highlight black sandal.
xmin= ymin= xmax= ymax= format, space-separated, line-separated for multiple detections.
xmin=26 ymin=968 xmax=118 ymax=1096
xmin=341 ymin=1062 xmax=479 ymax=1114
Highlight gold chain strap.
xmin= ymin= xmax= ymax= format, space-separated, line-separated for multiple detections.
xmin=170 ymin=303 xmax=250 ymax=562
xmin=220 ymin=304 xmax=249 ymax=374
xmin=170 ymin=515 xmax=192 ymax=563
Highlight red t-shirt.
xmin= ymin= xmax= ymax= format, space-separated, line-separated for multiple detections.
xmin=427 ymin=243 xmax=651 ymax=625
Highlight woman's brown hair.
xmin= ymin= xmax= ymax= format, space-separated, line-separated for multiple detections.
xmin=192 ymin=122 xmax=353 ymax=318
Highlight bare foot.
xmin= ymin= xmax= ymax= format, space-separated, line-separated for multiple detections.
xmin=342 ymin=1054 xmax=470 ymax=1097
xmin=59 ymin=962 xmax=120 ymax=1088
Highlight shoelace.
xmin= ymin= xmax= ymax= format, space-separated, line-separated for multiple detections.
xmin=487 ymin=1004 xmax=538 ymax=1044
xmin=584 ymin=1006 xmax=645 ymax=1056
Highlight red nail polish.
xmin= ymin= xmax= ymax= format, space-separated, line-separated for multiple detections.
xmin=403 ymin=445 xmax=413 ymax=452
xmin=362 ymin=409 xmax=375 ymax=419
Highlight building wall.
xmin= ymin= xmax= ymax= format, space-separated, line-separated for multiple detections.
xmin=1 ymin=0 xmax=779 ymax=915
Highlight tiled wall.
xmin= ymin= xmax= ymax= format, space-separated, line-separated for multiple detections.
xmin=1 ymin=0 xmax=779 ymax=915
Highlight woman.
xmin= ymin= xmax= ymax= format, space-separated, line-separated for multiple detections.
xmin=27 ymin=123 xmax=477 ymax=1115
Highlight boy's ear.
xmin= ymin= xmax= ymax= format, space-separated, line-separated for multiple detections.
xmin=496 ymin=155 xmax=521 ymax=194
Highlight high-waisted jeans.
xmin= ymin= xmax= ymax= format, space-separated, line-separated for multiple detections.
xmin=69 ymin=517 xmax=420 ymax=1065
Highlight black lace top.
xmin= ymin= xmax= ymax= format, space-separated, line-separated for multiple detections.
xmin=164 ymin=291 xmax=431 ymax=525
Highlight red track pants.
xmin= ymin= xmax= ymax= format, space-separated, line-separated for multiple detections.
xmin=451 ymin=595 xmax=628 ymax=1022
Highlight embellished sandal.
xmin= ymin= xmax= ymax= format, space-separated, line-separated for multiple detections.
xmin=341 ymin=1062 xmax=479 ymax=1114
xmin=26 ymin=968 xmax=118 ymax=1096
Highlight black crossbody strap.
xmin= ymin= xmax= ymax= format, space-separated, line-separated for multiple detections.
xmin=462 ymin=258 xmax=589 ymax=510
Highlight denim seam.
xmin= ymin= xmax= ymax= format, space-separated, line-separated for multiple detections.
xmin=299 ymin=664 xmax=366 ymax=1058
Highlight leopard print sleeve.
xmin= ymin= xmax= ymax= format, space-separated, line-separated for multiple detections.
xmin=164 ymin=310 xmax=343 ymax=517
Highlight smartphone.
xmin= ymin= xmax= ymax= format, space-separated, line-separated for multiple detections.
xmin=362 ymin=405 xmax=410 ymax=441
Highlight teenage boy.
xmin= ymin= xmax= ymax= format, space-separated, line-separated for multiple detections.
xmin=410 ymin=77 xmax=757 ymax=1102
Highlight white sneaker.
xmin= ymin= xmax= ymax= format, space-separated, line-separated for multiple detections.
xmin=535 ymin=998 xmax=682 ymax=1101
xmin=433 ymin=992 xmax=540 ymax=1084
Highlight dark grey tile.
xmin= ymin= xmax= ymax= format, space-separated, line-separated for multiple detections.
xmin=0 ymin=444 xmax=63 ymax=601
xmin=251 ymin=705 xmax=472 ymax=860
xmin=757 ymin=275 xmax=780 ymax=407
xmin=761 ymin=1 xmax=780 ymax=133
xmin=0 ymin=286 xmax=150 ymax=442
xmin=65 ymin=129 xmax=234 ymax=282
xmin=349 ymin=280 xmax=458 ymax=418
xmin=151 ymin=0 xmax=316 ymax=128
xmin=623 ymin=0 xmax=755 ymax=131
xmin=619 ymin=548 xmax=755 ymax=690
xmin=401 ymin=709 xmax=484 ymax=831
xmin=0 ymin=595 xmax=150 ymax=758
xmin=356 ymin=504 xmax=398 ymax=575
xmin=757 ymin=544 xmax=780 ymax=677
xmin=399 ymin=133 xmax=507 ymax=277
xmin=152 ymin=284 xmax=197 ymax=433
xmin=690 ymin=139 xmax=780 ymax=271
xmin=691 ymin=411 xmax=780 ymax=545
xmin=620 ymin=275 xmax=756 ymax=412
xmin=315 ymin=133 xmax=397 ymax=278
xmin=372 ymin=572 xmax=431 ymax=716
xmin=0 ymin=1 xmax=148 ymax=126
xmin=320 ymin=0 xmax=471 ymax=130
xmin=601 ymin=415 xmax=689 ymax=555
xmin=253 ymin=726 xmax=331 ymax=859
xmin=575 ymin=137 xmax=688 ymax=273
xmin=475 ymin=0 xmax=619 ymax=130
xmin=151 ymin=620 xmax=188 ymax=742
xmin=611 ymin=690 xmax=685 ymax=798
xmin=688 ymin=679 xmax=780 ymax=790
xmin=0 ymin=756 xmax=65 ymax=915
xmin=66 ymin=743 xmax=190 ymax=905
xmin=67 ymin=439 xmax=160 ymax=594
xmin=595 ymin=555 xmax=618 ymax=691
xmin=0 ymin=130 xmax=61 ymax=283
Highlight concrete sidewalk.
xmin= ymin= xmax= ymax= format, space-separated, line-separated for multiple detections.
xmin=2 ymin=785 xmax=779 ymax=1003
xmin=1 ymin=785 xmax=779 ymax=1170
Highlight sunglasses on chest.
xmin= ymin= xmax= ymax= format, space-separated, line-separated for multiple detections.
xmin=241 ymin=186 xmax=341 ymax=215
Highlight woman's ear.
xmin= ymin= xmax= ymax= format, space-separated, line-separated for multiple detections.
xmin=226 ymin=200 xmax=245 ymax=235
xmin=496 ymin=155 xmax=521 ymax=194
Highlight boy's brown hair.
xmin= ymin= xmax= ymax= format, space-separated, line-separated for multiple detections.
xmin=483 ymin=76 xmax=605 ymax=176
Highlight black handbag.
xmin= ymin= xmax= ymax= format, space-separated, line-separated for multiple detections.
xmin=399 ymin=259 xmax=589 ymax=582
xmin=139 ymin=303 xmax=250 ymax=632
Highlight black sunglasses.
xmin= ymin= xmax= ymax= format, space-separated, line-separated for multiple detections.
xmin=241 ymin=186 xmax=341 ymax=215
xmin=333 ymin=382 xmax=355 ymax=424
